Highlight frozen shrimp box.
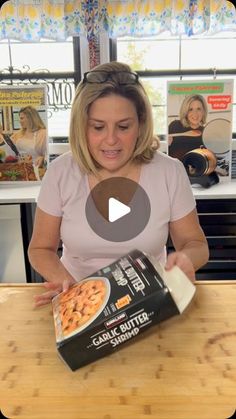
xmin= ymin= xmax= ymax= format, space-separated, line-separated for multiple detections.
xmin=52 ymin=249 xmax=196 ymax=371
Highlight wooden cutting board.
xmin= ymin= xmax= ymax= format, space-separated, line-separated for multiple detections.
xmin=0 ymin=282 xmax=235 ymax=419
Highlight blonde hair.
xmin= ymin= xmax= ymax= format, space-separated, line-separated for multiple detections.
xmin=179 ymin=94 xmax=208 ymax=128
xmin=18 ymin=106 xmax=46 ymax=133
xmin=69 ymin=61 xmax=159 ymax=174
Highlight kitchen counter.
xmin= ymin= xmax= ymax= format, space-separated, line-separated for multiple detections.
xmin=0 ymin=281 xmax=235 ymax=419
xmin=0 ymin=178 xmax=236 ymax=203
xmin=0 ymin=140 xmax=235 ymax=203
xmin=192 ymin=178 xmax=236 ymax=199
xmin=0 ymin=183 xmax=40 ymax=204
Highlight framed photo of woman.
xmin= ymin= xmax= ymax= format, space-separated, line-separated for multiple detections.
xmin=167 ymin=79 xmax=233 ymax=181
xmin=0 ymin=85 xmax=48 ymax=183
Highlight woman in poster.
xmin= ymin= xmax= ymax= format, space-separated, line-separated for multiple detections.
xmin=11 ymin=106 xmax=47 ymax=167
xmin=168 ymin=94 xmax=208 ymax=161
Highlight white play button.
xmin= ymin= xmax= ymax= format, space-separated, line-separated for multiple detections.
xmin=85 ymin=177 xmax=151 ymax=242
xmin=108 ymin=197 xmax=131 ymax=222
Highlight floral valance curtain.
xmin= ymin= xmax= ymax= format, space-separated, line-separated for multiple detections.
xmin=0 ymin=0 xmax=88 ymax=41
xmin=106 ymin=0 xmax=236 ymax=37
xmin=0 ymin=0 xmax=236 ymax=42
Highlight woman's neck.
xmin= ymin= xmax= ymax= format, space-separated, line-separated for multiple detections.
xmin=190 ymin=123 xmax=202 ymax=130
xmin=88 ymin=161 xmax=142 ymax=189
xmin=100 ymin=160 xmax=141 ymax=179
xmin=23 ymin=128 xmax=33 ymax=134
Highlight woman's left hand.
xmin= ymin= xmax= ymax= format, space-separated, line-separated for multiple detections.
xmin=165 ymin=251 xmax=195 ymax=282
xmin=34 ymin=278 xmax=76 ymax=308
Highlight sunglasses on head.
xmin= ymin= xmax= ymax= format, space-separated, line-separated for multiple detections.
xmin=82 ymin=70 xmax=139 ymax=85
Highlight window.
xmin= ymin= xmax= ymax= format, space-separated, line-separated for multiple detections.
xmin=2 ymin=38 xmax=74 ymax=72
xmin=113 ymin=32 xmax=236 ymax=138
xmin=0 ymin=37 xmax=79 ymax=139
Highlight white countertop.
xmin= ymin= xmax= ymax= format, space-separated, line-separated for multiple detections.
xmin=0 ymin=179 xmax=235 ymax=204
xmin=1 ymin=143 xmax=234 ymax=204
xmin=192 ymin=178 xmax=236 ymax=199
xmin=0 ymin=183 xmax=40 ymax=204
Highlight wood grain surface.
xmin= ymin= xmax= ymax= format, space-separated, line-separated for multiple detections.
xmin=0 ymin=282 xmax=235 ymax=419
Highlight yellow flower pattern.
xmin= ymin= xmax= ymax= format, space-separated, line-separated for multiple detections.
xmin=0 ymin=0 xmax=235 ymax=41
xmin=175 ymin=0 xmax=185 ymax=12
xmin=1 ymin=2 xmax=14 ymax=17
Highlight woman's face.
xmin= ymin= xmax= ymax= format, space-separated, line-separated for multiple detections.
xmin=187 ymin=100 xmax=204 ymax=129
xmin=87 ymin=94 xmax=140 ymax=175
xmin=19 ymin=112 xmax=29 ymax=129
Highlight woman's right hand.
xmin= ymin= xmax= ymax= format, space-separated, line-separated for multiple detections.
xmin=165 ymin=251 xmax=195 ymax=283
xmin=34 ymin=277 xmax=76 ymax=308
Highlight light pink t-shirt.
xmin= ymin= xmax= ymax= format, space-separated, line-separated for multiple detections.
xmin=37 ymin=150 xmax=196 ymax=281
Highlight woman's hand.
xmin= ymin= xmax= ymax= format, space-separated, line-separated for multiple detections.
xmin=165 ymin=251 xmax=195 ymax=283
xmin=34 ymin=277 xmax=76 ymax=308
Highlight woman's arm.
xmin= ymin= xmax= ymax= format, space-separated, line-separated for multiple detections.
xmin=10 ymin=131 xmax=21 ymax=142
xmin=28 ymin=207 xmax=76 ymax=306
xmin=36 ymin=129 xmax=47 ymax=155
xmin=34 ymin=129 xmax=47 ymax=167
xmin=166 ymin=209 xmax=209 ymax=281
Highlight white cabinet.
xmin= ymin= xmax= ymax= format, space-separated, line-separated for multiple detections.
xmin=0 ymin=204 xmax=26 ymax=283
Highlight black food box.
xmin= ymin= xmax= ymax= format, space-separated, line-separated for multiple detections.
xmin=52 ymin=249 xmax=195 ymax=371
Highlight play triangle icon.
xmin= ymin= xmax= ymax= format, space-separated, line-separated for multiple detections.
xmin=108 ymin=197 xmax=131 ymax=222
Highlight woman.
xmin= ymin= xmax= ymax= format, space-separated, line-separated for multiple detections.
xmin=11 ymin=106 xmax=47 ymax=167
xmin=168 ymin=94 xmax=208 ymax=160
xmin=28 ymin=61 xmax=209 ymax=307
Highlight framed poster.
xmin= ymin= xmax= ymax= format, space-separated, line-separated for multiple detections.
xmin=167 ymin=79 xmax=233 ymax=181
xmin=0 ymin=85 xmax=48 ymax=183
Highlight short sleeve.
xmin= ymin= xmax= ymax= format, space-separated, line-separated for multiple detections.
xmin=37 ymin=159 xmax=63 ymax=217
xmin=168 ymin=120 xmax=177 ymax=134
xmin=169 ymin=159 xmax=196 ymax=221
xmin=169 ymin=120 xmax=184 ymax=134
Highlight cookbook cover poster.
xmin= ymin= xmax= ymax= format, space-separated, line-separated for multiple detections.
xmin=0 ymin=85 xmax=48 ymax=183
xmin=167 ymin=79 xmax=233 ymax=180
